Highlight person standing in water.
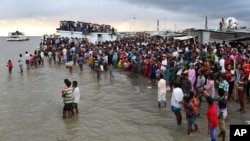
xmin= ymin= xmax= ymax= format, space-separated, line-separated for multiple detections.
xmin=93 ymin=56 xmax=101 ymax=80
xmin=171 ymin=81 xmax=184 ymax=125
xmin=25 ymin=51 xmax=30 ymax=70
xmin=157 ymin=73 xmax=167 ymax=108
xmin=109 ymin=64 xmax=114 ymax=80
xmin=62 ymin=80 xmax=73 ymax=119
xmin=7 ymin=60 xmax=13 ymax=73
xmin=72 ymin=81 xmax=80 ymax=115
xmin=18 ymin=54 xmax=24 ymax=73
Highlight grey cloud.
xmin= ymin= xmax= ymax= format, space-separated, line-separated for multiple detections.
xmin=121 ymin=0 xmax=250 ymax=21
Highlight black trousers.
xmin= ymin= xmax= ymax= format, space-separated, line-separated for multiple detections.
xmin=228 ymin=81 xmax=234 ymax=98
xmin=246 ymin=82 xmax=250 ymax=99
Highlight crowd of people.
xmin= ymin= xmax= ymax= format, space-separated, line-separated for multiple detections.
xmin=59 ymin=20 xmax=116 ymax=34
xmin=9 ymin=34 xmax=250 ymax=141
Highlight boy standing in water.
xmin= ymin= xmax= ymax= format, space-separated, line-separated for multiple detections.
xmin=72 ymin=81 xmax=80 ymax=115
xmin=171 ymin=81 xmax=184 ymax=125
xmin=7 ymin=60 xmax=13 ymax=73
xmin=183 ymin=96 xmax=195 ymax=135
xmin=18 ymin=54 xmax=23 ymax=73
xmin=109 ymin=64 xmax=114 ymax=80
xmin=189 ymin=91 xmax=200 ymax=132
xmin=93 ymin=56 xmax=101 ymax=80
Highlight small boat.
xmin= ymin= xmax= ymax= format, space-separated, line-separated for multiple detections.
xmin=6 ymin=31 xmax=29 ymax=41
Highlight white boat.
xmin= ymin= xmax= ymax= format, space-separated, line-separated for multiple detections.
xmin=6 ymin=31 xmax=29 ymax=41
xmin=56 ymin=21 xmax=117 ymax=44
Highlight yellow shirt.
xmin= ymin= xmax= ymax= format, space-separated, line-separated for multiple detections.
xmin=88 ymin=56 xmax=93 ymax=65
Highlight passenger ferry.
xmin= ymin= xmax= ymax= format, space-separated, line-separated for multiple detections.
xmin=56 ymin=21 xmax=117 ymax=43
xmin=6 ymin=31 xmax=29 ymax=41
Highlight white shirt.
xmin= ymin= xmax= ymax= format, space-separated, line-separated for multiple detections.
xmin=25 ymin=53 xmax=30 ymax=60
xmin=218 ymin=108 xmax=227 ymax=119
xmin=48 ymin=51 xmax=52 ymax=57
xmin=160 ymin=59 xmax=167 ymax=71
xmin=172 ymin=51 xmax=179 ymax=58
xmin=103 ymin=55 xmax=108 ymax=63
xmin=18 ymin=57 xmax=23 ymax=65
xmin=171 ymin=87 xmax=184 ymax=108
xmin=89 ymin=50 xmax=93 ymax=56
xmin=62 ymin=48 xmax=67 ymax=56
xmin=219 ymin=58 xmax=225 ymax=73
xmin=40 ymin=51 xmax=44 ymax=58
xmin=158 ymin=79 xmax=167 ymax=101
xmin=72 ymin=87 xmax=80 ymax=103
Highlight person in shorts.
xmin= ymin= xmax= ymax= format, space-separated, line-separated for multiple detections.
xmin=62 ymin=80 xmax=73 ymax=118
xmin=171 ymin=81 xmax=184 ymax=125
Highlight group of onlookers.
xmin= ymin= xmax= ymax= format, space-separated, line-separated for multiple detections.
xmin=37 ymin=34 xmax=250 ymax=141
xmin=59 ymin=20 xmax=116 ymax=34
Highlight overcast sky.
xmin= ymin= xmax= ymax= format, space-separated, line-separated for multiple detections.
xmin=0 ymin=0 xmax=249 ymax=36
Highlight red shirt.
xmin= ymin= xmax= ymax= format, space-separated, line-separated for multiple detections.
xmin=225 ymin=72 xmax=232 ymax=82
xmin=224 ymin=58 xmax=231 ymax=70
xmin=7 ymin=62 xmax=13 ymax=68
xmin=243 ymin=62 xmax=250 ymax=77
xmin=207 ymin=103 xmax=218 ymax=128
xmin=156 ymin=61 xmax=161 ymax=70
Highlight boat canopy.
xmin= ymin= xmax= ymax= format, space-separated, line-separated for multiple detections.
xmin=174 ymin=36 xmax=196 ymax=40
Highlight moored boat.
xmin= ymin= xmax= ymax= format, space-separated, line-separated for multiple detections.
xmin=56 ymin=21 xmax=117 ymax=43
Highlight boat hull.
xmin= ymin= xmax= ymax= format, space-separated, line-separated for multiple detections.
xmin=57 ymin=30 xmax=117 ymax=44
xmin=6 ymin=31 xmax=29 ymax=41
xmin=6 ymin=38 xmax=30 ymax=41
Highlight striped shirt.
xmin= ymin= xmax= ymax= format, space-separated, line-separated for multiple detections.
xmin=64 ymin=88 xmax=73 ymax=104
xmin=218 ymin=80 xmax=229 ymax=92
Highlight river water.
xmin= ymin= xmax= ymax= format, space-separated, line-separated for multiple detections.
xmin=0 ymin=37 xmax=249 ymax=141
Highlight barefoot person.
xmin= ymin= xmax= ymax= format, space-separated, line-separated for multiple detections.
xmin=157 ymin=73 xmax=167 ymax=108
xmin=72 ymin=81 xmax=80 ymax=115
xmin=171 ymin=81 xmax=184 ymax=125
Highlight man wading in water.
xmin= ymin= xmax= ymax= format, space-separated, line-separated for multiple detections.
xmin=62 ymin=80 xmax=73 ymax=118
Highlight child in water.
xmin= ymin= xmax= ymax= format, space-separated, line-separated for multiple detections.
xmin=109 ymin=64 xmax=114 ymax=80
xmin=189 ymin=91 xmax=200 ymax=132
xmin=7 ymin=60 xmax=13 ymax=73
xmin=183 ymin=96 xmax=196 ymax=135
